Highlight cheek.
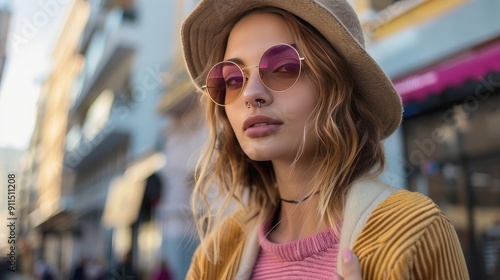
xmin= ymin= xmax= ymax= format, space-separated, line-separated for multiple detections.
xmin=224 ymin=107 xmax=243 ymax=137
xmin=281 ymin=87 xmax=318 ymax=125
xmin=225 ymin=109 xmax=235 ymax=129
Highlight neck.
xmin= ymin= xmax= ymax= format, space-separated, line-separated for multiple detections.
xmin=269 ymin=160 xmax=329 ymax=243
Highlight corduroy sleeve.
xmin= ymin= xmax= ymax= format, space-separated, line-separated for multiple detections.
xmin=353 ymin=190 xmax=470 ymax=280
xmin=377 ymin=214 xmax=470 ymax=280
xmin=185 ymin=211 xmax=250 ymax=280
xmin=410 ymin=214 xmax=470 ymax=280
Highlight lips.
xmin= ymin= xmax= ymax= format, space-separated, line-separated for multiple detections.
xmin=243 ymin=115 xmax=283 ymax=130
xmin=243 ymin=115 xmax=283 ymax=138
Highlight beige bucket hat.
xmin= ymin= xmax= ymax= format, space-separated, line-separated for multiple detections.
xmin=181 ymin=0 xmax=402 ymax=138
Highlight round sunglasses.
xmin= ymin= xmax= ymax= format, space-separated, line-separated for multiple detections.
xmin=203 ymin=44 xmax=306 ymax=106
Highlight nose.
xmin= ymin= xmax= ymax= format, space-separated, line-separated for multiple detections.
xmin=241 ymin=67 xmax=272 ymax=108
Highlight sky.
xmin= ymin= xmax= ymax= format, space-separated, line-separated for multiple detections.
xmin=0 ymin=0 xmax=71 ymax=150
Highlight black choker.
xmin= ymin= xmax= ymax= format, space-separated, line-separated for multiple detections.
xmin=280 ymin=191 xmax=320 ymax=204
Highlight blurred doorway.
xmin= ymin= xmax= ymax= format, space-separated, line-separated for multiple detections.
xmin=403 ymin=81 xmax=500 ymax=279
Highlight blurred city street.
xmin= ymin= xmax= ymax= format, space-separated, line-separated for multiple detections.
xmin=1 ymin=274 xmax=33 ymax=280
xmin=0 ymin=0 xmax=499 ymax=279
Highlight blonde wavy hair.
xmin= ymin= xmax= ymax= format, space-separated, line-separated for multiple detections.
xmin=191 ymin=7 xmax=385 ymax=262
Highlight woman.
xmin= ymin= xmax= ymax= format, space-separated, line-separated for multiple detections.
xmin=181 ymin=0 xmax=469 ymax=279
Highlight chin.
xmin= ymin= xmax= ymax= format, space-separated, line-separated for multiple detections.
xmin=242 ymin=147 xmax=277 ymax=162
xmin=245 ymin=152 xmax=272 ymax=162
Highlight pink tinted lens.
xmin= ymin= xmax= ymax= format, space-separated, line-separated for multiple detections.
xmin=206 ymin=61 xmax=244 ymax=105
xmin=259 ymin=44 xmax=301 ymax=91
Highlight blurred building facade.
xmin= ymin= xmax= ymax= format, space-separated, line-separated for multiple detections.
xmin=0 ymin=147 xmax=24 ymax=277
xmin=155 ymin=0 xmax=202 ymax=278
xmin=22 ymin=0 xmax=200 ymax=279
xmin=0 ymin=7 xmax=10 ymax=83
xmin=21 ymin=0 xmax=90 ymax=278
xmin=18 ymin=0 xmax=500 ymax=279
xmin=356 ymin=0 xmax=500 ymax=278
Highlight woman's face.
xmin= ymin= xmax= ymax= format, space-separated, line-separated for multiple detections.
xmin=223 ymin=12 xmax=318 ymax=162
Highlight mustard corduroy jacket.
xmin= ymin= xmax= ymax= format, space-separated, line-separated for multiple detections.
xmin=186 ymin=178 xmax=469 ymax=279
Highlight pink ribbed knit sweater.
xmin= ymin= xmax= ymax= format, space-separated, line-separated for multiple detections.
xmin=251 ymin=219 xmax=340 ymax=280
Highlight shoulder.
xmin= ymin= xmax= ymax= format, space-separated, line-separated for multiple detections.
xmin=200 ymin=207 xmax=259 ymax=250
xmin=371 ymin=189 xmax=444 ymax=220
xmin=355 ymin=189 xmax=448 ymax=248
xmin=186 ymin=207 xmax=261 ymax=279
xmin=354 ymin=189 xmax=468 ymax=279
xmin=211 ymin=207 xmax=260 ymax=249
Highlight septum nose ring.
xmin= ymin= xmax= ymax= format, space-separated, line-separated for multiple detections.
xmin=246 ymin=101 xmax=263 ymax=108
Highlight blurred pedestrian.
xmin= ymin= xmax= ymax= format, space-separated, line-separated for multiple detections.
xmin=71 ymin=257 xmax=87 ymax=280
xmin=181 ymin=0 xmax=470 ymax=279
xmin=87 ymin=257 xmax=105 ymax=280
xmin=150 ymin=259 xmax=173 ymax=280
xmin=34 ymin=258 xmax=55 ymax=280
xmin=112 ymin=251 xmax=140 ymax=280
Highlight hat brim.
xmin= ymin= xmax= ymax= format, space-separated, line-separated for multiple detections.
xmin=182 ymin=0 xmax=402 ymax=138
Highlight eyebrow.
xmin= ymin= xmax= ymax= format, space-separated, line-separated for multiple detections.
xmin=222 ymin=43 xmax=299 ymax=66
xmin=224 ymin=57 xmax=246 ymax=66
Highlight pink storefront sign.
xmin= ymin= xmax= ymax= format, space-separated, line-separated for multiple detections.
xmin=393 ymin=40 xmax=500 ymax=104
